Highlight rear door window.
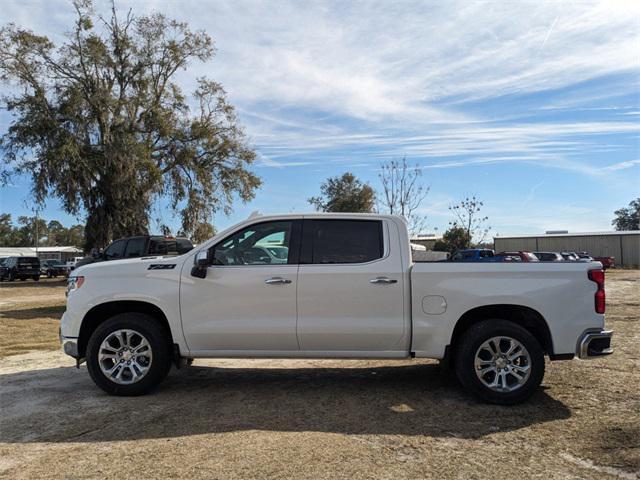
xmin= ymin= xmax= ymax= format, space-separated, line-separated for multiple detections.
xmin=303 ymin=220 xmax=383 ymax=264
xmin=124 ymin=237 xmax=146 ymax=258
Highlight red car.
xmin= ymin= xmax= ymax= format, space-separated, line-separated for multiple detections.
xmin=495 ymin=251 xmax=540 ymax=262
xmin=593 ymin=256 xmax=615 ymax=269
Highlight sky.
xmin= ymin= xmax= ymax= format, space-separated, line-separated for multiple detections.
xmin=0 ymin=0 xmax=638 ymax=238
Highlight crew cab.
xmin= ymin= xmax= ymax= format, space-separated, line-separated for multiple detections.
xmin=61 ymin=214 xmax=612 ymax=404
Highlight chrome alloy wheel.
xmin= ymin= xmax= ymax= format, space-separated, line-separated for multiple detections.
xmin=98 ymin=329 xmax=153 ymax=385
xmin=474 ymin=336 xmax=532 ymax=393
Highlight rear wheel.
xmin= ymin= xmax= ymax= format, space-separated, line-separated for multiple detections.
xmin=454 ymin=319 xmax=545 ymax=405
xmin=33 ymin=276 xmax=40 ymax=282
xmin=86 ymin=313 xmax=172 ymax=396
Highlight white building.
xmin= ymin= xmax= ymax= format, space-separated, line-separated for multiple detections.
xmin=0 ymin=246 xmax=84 ymax=261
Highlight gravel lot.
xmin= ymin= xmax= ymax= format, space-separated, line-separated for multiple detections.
xmin=0 ymin=271 xmax=638 ymax=479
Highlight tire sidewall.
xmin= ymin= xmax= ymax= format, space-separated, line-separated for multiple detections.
xmin=455 ymin=319 xmax=545 ymax=405
xmin=86 ymin=313 xmax=171 ymax=396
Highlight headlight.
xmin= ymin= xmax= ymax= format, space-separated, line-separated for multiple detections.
xmin=66 ymin=276 xmax=85 ymax=296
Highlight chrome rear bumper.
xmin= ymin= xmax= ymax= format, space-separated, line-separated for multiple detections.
xmin=578 ymin=330 xmax=613 ymax=359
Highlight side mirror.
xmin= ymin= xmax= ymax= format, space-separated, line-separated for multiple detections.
xmin=191 ymin=250 xmax=209 ymax=279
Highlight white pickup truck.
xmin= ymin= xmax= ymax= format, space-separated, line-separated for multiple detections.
xmin=61 ymin=213 xmax=612 ymax=404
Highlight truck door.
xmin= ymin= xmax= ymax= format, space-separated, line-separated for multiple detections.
xmin=296 ymin=218 xmax=407 ymax=353
xmin=180 ymin=219 xmax=302 ymax=353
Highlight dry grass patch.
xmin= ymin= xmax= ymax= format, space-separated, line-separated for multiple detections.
xmin=0 ymin=279 xmax=66 ymax=358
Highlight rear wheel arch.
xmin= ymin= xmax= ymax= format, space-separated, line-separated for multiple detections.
xmin=78 ymin=301 xmax=173 ymax=358
xmin=449 ymin=304 xmax=553 ymax=357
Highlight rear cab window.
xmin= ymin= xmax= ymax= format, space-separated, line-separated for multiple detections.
xmin=149 ymin=237 xmax=194 ymax=256
xmin=302 ymin=219 xmax=383 ymax=264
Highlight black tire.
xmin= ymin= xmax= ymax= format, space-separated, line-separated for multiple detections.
xmin=20 ymin=277 xmax=26 ymax=281
xmin=86 ymin=313 xmax=172 ymax=396
xmin=33 ymin=276 xmax=40 ymax=282
xmin=454 ymin=319 xmax=545 ymax=405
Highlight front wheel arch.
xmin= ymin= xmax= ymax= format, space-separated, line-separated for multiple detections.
xmin=78 ymin=300 xmax=173 ymax=359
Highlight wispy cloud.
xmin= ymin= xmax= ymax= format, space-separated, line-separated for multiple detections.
xmin=601 ymin=159 xmax=640 ymax=171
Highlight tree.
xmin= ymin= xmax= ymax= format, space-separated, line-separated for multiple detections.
xmin=15 ymin=216 xmax=48 ymax=247
xmin=449 ymin=195 xmax=490 ymax=244
xmin=308 ymin=172 xmax=375 ymax=213
xmin=192 ymin=222 xmax=215 ymax=244
xmin=0 ymin=213 xmax=15 ymax=246
xmin=434 ymin=227 xmax=471 ymax=253
xmin=0 ymin=1 xmax=260 ymax=250
xmin=0 ymin=213 xmax=85 ymax=247
xmin=65 ymin=224 xmax=85 ymax=248
xmin=612 ymin=198 xmax=640 ymax=231
xmin=378 ymin=157 xmax=429 ymax=235
xmin=46 ymin=220 xmax=66 ymax=246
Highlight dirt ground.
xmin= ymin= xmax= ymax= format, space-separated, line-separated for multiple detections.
xmin=0 ymin=271 xmax=638 ymax=479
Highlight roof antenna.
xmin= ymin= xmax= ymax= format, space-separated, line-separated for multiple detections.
xmin=248 ymin=211 xmax=262 ymax=220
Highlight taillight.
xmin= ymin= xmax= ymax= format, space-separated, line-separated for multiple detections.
xmin=588 ymin=269 xmax=605 ymax=314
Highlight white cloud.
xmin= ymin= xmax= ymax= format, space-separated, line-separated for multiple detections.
xmin=601 ymin=159 xmax=640 ymax=171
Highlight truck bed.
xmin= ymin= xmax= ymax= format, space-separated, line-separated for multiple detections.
xmin=409 ymin=261 xmax=604 ymax=358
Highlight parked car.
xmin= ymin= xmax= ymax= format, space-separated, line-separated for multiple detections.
xmin=560 ymin=251 xmax=580 ymax=261
xmin=495 ymin=251 xmax=539 ymax=262
xmin=449 ymin=249 xmax=495 ymax=261
xmin=0 ymin=256 xmax=41 ymax=281
xmin=533 ymin=252 xmax=564 ymax=262
xmin=65 ymin=256 xmax=86 ymax=273
xmin=593 ymin=256 xmax=615 ymax=269
xmin=75 ymin=235 xmax=194 ymax=269
xmin=41 ymin=259 xmax=69 ymax=278
xmin=61 ymin=213 xmax=612 ymax=405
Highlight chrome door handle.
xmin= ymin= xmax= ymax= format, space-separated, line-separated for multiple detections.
xmin=369 ymin=276 xmax=397 ymax=284
xmin=265 ymin=277 xmax=292 ymax=285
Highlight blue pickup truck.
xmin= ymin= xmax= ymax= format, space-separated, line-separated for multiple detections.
xmin=449 ymin=249 xmax=495 ymax=261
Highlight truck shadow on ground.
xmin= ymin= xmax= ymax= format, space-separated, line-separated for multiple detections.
xmin=0 ymin=279 xmax=66 ymax=289
xmin=0 ymin=362 xmax=571 ymax=443
xmin=0 ymin=305 xmax=65 ymax=319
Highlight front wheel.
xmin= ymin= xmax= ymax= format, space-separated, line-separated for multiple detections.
xmin=86 ymin=313 xmax=172 ymax=396
xmin=454 ymin=319 xmax=545 ymax=405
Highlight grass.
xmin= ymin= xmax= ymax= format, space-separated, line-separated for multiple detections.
xmin=0 ymin=279 xmax=66 ymax=358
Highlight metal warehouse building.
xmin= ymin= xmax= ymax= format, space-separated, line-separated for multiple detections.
xmin=494 ymin=231 xmax=640 ymax=268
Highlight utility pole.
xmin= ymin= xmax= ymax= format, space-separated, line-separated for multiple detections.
xmin=34 ymin=208 xmax=39 ymax=256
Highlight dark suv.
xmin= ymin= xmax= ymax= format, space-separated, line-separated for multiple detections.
xmin=74 ymin=235 xmax=194 ymax=269
xmin=0 ymin=256 xmax=41 ymax=281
